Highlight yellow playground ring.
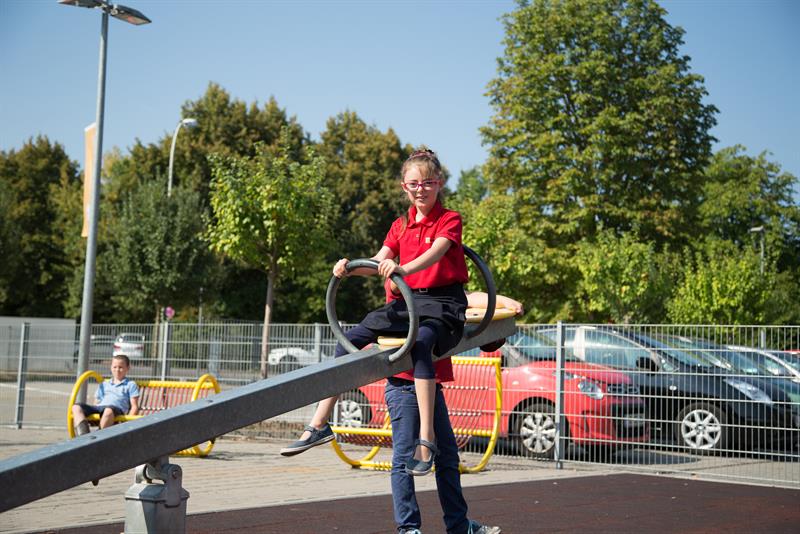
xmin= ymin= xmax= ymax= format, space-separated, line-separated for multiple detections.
xmin=330 ymin=356 xmax=503 ymax=474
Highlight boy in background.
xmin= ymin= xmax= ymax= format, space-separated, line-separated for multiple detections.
xmin=72 ymin=354 xmax=140 ymax=436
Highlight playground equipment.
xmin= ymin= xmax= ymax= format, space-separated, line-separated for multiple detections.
xmin=0 ymin=247 xmax=517 ymax=533
xmin=67 ymin=371 xmax=220 ymax=457
xmin=331 ymin=355 xmax=503 ymax=473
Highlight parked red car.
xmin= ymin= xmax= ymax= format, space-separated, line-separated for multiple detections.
xmin=336 ymin=332 xmax=650 ymax=459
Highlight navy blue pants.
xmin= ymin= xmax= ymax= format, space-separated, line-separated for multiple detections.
xmin=333 ymin=323 xmax=437 ymax=379
xmin=333 ymin=324 xmax=470 ymax=533
xmin=386 ymin=379 xmax=470 ymax=534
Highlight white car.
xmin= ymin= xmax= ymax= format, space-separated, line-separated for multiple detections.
xmin=267 ymin=347 xmax=325 ymax=373
xmin=113 ymin=333 xmax=146 ymax=360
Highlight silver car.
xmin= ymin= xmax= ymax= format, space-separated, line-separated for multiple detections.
xmin=113 ymin=333 xmax=146 ymax=360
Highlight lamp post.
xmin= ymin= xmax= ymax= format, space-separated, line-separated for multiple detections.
xmin=167 ymin=118 xmax=198 ymax=197
xmin=749 ymin=225 xmax=766 ymax=348
xmin=60 ymin=0 xmax=150 ymax=400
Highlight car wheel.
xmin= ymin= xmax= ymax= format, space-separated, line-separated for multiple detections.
xmin=277 ymin=356 xmax=301 ymax=374
xmin=338 ymin=390 xmax=372 ymax=428
xmin=511 ymin=401 xmax=568 ymax=460
xmin=674 ymin=402 xmax=727 ymax=454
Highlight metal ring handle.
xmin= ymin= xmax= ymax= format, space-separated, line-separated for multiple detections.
xmin=326 ymin=259 xmax=419 ymax=363
xmin=463 ymin=245 xmax=496 ymax=339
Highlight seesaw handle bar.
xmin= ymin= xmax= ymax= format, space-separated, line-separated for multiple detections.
xmin=325 ymin=259 xmax=418 ymax=363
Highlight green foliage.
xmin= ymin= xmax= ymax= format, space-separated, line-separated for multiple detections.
xmin=458 ymin=193 xmax=568 ymax=322
xmin=315 ymin=111 xmax=411 ymax=319
xmin=575 ymin=229 xmax=671 ymax=323
xmin=102 ymin=179 xmax=211 ymax=322
xmin=0 ymin=136 xmax=80 ymax=316
xmin=0 ymin=186 xmax=20 ymax=309
xmin=482 ymin=0 xmax=717 ymax=248
xmin=700 ymin=146 xmax=800 ymax=273
xmin=105 ymin=82 xmax=307 ymax=204
xmin=667 ymin=240 xmax=774 ymax=325
xmin=206 ymin=132 xmax=334 ymax=317
xmin=450 ymin=166 xmax=489 ymax=205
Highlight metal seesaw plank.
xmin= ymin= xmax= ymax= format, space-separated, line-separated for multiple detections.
xmin=0 ymin=317 xmax=516 ymax=512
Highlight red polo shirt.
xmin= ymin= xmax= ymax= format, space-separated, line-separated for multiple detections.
xmin=382 ymin=201 xmax=469 ymax=291
xmin=383 ymin=201 xmax=467 ymax=384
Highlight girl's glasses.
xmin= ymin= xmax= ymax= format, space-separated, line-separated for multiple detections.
xmin=403 ymin=180 xmax=439 ymax=191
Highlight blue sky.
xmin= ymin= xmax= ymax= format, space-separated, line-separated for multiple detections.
xmin=1 ymin=0 xmax=798 ymax=193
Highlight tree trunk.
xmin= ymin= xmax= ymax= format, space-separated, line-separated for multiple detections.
xmin=260 ymin=267 xmax=276 ymax=379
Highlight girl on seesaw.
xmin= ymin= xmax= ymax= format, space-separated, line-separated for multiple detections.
xmin=281 ymin=148 xmax=504 ymax=533
xmin=281 ymin=147 xmax=463 ymax=476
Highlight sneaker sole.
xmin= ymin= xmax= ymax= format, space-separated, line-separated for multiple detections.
xmin=279 ymin=434 xmax=335 ymax=456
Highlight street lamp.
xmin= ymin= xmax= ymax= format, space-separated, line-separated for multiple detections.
xmin=59 ymin=0 xmax=151 ymax=399
xmin=167 ymin=118 xmax=199 ymax=197
xmin=59 ymin=0 xmax=151 ymax=24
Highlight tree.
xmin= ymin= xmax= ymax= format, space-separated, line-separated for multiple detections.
xmin=105 ymin=83 xmax=308 ymax=204
xmin=102 ymin=179 xmax=211 ymax=322
xmin=700 ymin=146 xmax=800 ymax=273
xmin=101 ymin=84 xmax=311 ymax=321
xmin=450 ymin=166 xmax=489 ymax=206
xmin=207 ymin=134 xmax=334 ymax=377
xmin=0 ymin=186 xmax=20 ymax=310
xmin=315 ymin=111 xmax=411 ymax=319
xmin=0 ymin=136 xmax=80 ymax=316
xmin=667 ymin=240 xmax=774 ymax=325
xmin=575 ymin=229 xmax=672 ymax=323
xmin=457 ymin=193 xmax=555 ymax=321
xmin=482 ymin=0 xmax=717 ymax=239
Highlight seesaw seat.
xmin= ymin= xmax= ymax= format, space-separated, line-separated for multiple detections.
xmin=377 ymin=307 xmax=518 ymax=348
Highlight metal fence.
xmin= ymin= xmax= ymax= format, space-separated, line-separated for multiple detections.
xmin=1 ymin=321 xmax=798 ymax=488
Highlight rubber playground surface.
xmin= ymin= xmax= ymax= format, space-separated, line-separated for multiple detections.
xmin=47 ymin=474 xmax=799 ymax=534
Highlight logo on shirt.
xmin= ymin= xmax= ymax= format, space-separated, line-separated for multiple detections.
xmin=425 ymin=237 xmax=431 ymax=244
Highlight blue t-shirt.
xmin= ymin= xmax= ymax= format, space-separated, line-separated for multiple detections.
xmin=96 ymin=377 xmax=139 ymax=413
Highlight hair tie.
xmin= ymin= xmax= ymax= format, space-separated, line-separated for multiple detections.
xmin=407 ymin=148 xmax=441 ymax=169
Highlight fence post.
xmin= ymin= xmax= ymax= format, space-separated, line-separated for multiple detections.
xmin=160 ymin=320 xmax=170 ymax=381
xmin=313 ymin=323 xmax=322 ymax=363
xmin=553 ymin=321 xmax=566 ymax=469
xmin=14 ymin=322 xmax=30 ymax=429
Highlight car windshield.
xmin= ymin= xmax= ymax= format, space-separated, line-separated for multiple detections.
xmin=650 ymin=335 xmax=736 ymax=370
xmin=621 ymin=331 xmax=717 ymax=369
xmin=769 ymin=351 xmax=800 ymax=373
xmin=655 ymin=335 xmax=792 ymax=377
xmin=505 ymin=332 xmax=577 ymax=362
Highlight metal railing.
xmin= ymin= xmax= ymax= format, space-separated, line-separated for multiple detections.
xmin=1 ymin=321 xmax=798 ymax=488
xmin=0 ymin=315 xmax=517 ymax=513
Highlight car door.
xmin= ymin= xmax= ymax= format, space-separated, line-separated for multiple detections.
xmin=574 ymin=327 xmax=679 ymax=437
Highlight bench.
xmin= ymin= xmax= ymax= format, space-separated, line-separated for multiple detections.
xmin=67 ymin=371 xmax=220 ymax=457
xmin=330 ymin=355 xmax=502 ymax=473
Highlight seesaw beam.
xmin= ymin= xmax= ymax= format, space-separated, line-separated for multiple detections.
xmin=0 ymin=317 xmax=516 ymax=512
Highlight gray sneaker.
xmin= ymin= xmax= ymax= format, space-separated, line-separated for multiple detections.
xmin=398 ymin=529 xmax=422 ymax=534
xmin=279 ymin=424 xmax=335 ymax=456
xmin=467 ymin=520 xmax=501 ymax=534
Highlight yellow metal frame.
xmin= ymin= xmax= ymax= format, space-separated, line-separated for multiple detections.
xmin=67 ymin=371 xmax=220 ymax=457
xmin=330 ymin=356 xmax=503 ymax=473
